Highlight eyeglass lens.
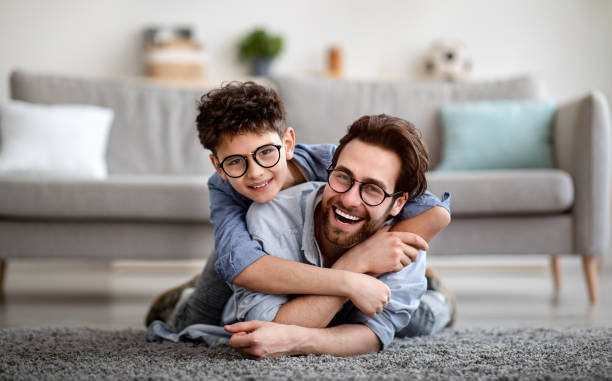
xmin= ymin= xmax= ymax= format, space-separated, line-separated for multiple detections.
xmin=328 ymin=170 xmax=387 ymax=206
xmin=220 ymin=144 xmax=281 ymax=178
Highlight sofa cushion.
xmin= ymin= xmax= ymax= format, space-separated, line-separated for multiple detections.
xmin=10 ymin=71 xmax=215 ymax=176
xmin=0 ymin=101 xmax=113 ymax=179
xmin=0 ymin=175 xmax=210 ymax=221
xmin=437 ymin=100 xmax=557 ymax=171
xmin=427 ymin=169 xmax=573 ymax=216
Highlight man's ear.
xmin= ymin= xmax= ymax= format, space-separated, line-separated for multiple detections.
xmin=389 ymin=192 xmax=409 ymax=217
xmin=210 ymin=154 xmax=229 ymax=181
xmin=283 ymin=127 xmax=296 ymax=160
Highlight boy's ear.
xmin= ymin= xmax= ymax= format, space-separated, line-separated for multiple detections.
xmin=389 ymin=192 xmax=409 ymax=217
xmin=210 ymin=154 xmax=229 ymax=181
xmin=283 ymin=127 xmax=296 ymax=160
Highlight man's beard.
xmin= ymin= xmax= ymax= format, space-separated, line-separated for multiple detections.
xmin=318 ymin=196 xmax=391 ymax=249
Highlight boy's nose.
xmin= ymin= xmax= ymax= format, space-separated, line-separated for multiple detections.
xmin=245 ymin=156 xmax=264 ymax=179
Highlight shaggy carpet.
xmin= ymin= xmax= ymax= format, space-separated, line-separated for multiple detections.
xmin=0 ymin=327 xmax=610 ymax=380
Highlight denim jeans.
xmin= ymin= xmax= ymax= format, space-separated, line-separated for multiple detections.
xmin=172 ymin=251 xmax=233 ymax=331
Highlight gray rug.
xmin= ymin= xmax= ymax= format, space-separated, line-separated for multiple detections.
xmin=1 ymin=327 xmax=610 ymax=380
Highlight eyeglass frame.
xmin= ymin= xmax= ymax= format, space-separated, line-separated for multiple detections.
xmin=326 ymin=167 xmax=405 ymax=206
xmin=217 ymin=144 xmax=283 ymax=178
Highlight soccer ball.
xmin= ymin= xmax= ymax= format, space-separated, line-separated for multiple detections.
xmin=423 ymin=41 xmax=472 ymax=81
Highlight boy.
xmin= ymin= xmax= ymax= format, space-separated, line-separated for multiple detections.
xmin=146 ymin=81 xmax=452 ymax=333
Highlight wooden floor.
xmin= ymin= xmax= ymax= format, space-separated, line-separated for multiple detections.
xmin=0 ymin=255 xmax=610 ymax=330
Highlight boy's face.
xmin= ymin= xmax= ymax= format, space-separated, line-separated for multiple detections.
xmin=211 ymin=128 xmax=295 ymax=203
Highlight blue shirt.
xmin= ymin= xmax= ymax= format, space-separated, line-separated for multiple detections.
xmin=209 ymin=143 xmax=450 ymax=283
xmin=221 ymin=182 xmax=427 ymax=349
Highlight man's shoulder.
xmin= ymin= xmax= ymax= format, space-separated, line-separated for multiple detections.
xmin=248 ymin=182 xmax=322 ymax=217
xmin=246 ymin=182 xmax=324 ymax=233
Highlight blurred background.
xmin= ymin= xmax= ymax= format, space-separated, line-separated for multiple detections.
xmin=0 ymin=0 xmax=611 ymax=329
xmin=1 ymin=0 xmax=610 ymax=104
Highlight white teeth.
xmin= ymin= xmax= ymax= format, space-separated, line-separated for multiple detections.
xmin=251 ymin=181 xmax=269 ymax=189
xmin=335 ymin=208 xmax=362 ymax=221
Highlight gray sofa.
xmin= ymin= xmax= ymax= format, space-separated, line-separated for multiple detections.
xmin=1 ymin=71 xmax=610 ymax=303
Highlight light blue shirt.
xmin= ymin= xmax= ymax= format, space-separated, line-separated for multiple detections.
xmin=221 ymin=182 xmax=427 ymax=349
xmin=209 ymin=143 xmax=450 ymax=283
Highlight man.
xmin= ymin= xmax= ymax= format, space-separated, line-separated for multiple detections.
xmin=217 ymin=114 xmax=453 ymax=358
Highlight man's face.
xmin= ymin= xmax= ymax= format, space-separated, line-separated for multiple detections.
xmin=211 ymin=129 xmax=295 ymax=203
xmin=319 ymin=139 xmax=407 ymax=248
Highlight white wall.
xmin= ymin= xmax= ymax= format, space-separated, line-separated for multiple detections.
xmin=1 ymin=0 xmax=611 ymax=104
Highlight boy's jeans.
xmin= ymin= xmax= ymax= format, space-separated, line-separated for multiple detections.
xmin=173 ymin=252 xmax=449 ymax=337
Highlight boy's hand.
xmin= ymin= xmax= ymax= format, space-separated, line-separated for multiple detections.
xmin=335 ymin=225 xmax=428 ymax=277
xmin=344 ymin=273 xmax=391 ymax=318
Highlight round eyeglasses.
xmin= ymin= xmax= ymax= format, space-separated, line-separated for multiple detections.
xmin=218 ymin=144 xmax=282 ymax=178
xmin=326 ymin=168 xmax=404 ymax=206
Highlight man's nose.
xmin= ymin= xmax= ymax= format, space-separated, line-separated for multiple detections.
xmin=340 ymin=183 xmax=363 ymax=208
xmin=245 ymin=155 xmax=264 ymax=179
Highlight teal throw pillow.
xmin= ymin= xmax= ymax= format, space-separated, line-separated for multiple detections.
xmin=436 ymin=100 xmax=557 ymax=171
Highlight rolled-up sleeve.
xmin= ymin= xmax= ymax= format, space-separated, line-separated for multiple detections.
xmin=398 ymin=191 xmax=451 ymax=219
xmin=340 ymin=250 xmax=427 ymax=349
xmin=208 ymin=175 xmax=267 ymax=282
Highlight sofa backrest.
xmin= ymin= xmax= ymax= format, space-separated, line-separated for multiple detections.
xmin=9 ymin=71 xmax=544 ymax=174
xmin=10 ymin=71 xmax=215 ymax=175
xmin=270 ymin=75 xmax=543 ymax=167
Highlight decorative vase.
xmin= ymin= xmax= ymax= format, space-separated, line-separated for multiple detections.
xmin=251 ymin=56 xmax=272 ymax=76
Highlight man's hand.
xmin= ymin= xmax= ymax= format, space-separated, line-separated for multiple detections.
xmin=335 ymin=225 xmax=428 ymax=277
xmin=344 ymin=272 xmax=391 ymax=318
xmin=225 ymin=320 xmax=308 ymax=360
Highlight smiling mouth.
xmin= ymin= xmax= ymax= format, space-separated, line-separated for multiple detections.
xmin=249 ymin=180 xmax=270 ymax=190
xmin=333 ymin=206 xmax=364 ymax=225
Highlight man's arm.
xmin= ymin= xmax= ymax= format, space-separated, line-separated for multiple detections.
xmin=226 ymin=320 xmax=380 ymax=359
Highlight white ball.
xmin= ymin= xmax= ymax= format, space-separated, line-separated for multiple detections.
xmin=424 ymin=41 xmax=472 ymax=81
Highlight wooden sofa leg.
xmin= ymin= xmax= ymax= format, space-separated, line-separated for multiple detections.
xmin=551 ymin=255 xmax=561 ymax=302
xmin=582 ymin=255 xmax=599 ymax=304
xmin=0 ymin=259 xmax=6 ymax=295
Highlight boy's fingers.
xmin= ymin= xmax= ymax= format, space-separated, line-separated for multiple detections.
xmin=393 ymin=232 xmax=428 ymax=251
xmin=402 ymin=245 xmax=419 ymax=263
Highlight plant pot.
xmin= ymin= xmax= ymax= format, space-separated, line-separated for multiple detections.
xmin=251 ymin=56 xmax=272 ymax=76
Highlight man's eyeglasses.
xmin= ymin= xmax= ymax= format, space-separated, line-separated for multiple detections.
xmin=218 ymin=144 xmax=282 ymax=178
xmin=326 ymin=168 xmax=404 ymax=206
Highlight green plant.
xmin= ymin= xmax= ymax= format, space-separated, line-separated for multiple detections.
xmin=238 ymin=28 xmax=284 ymax=62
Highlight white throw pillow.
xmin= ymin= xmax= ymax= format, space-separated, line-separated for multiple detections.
xmin=0 ymin=101 xmax=114 ymax=179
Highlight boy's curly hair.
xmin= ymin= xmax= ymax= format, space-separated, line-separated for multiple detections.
xmin=196 ymin=81 xmax=286 ymax=154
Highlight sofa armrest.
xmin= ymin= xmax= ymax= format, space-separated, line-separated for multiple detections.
xmin=555 ymin=90 xmax=611 ymax=256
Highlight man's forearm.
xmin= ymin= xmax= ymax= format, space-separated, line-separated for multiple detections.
xmin=227 ymin=320 xmax=381 ymax=358
xmin=273 ymin=257 xmax=374 ymax=327
xmin=298 ymin=324 xmax=381 ymax=356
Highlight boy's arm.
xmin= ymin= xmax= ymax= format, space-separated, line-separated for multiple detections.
xmin=226 ymin=320 xmax=380 ymax=359
xmin=209 ymin=175 xmax=389 ymax=316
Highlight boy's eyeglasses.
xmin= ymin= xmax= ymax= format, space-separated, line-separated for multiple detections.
xmin=218 ymin=144 xmax=282 ymax=178
xmin=326 ymin=167 xmax=404 ymax=206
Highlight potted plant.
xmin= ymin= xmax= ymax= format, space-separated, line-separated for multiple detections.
xmin=237 ymin=28 xmax=284 ymax=76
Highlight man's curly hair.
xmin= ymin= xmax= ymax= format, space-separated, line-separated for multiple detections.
xmin=196 ymin=81 xmax=286 ymax=154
